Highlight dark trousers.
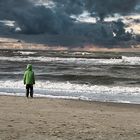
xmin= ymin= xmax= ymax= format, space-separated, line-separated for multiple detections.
xmin=26 ymin=84 xmax=33 ymax=98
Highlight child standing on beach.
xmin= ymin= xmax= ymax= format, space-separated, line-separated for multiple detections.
xmin=23 ymin=64 xmax=35 ymax=98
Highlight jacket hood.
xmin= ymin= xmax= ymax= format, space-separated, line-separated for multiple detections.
xmin=26 ymin=64 xmax=32 ymax=71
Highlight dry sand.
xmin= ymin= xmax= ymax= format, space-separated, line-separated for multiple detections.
xmin=0 ymin=96 xmax=140 ymax=140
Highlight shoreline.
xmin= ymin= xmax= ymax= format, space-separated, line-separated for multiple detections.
xmin=0 ymin=37 xmax=140 ymax=52
xmin=0 ymin=95 xmax=140 ymax=139
xmin=1 ymin=44 xmax=140 ymax=52
xmin=1 ymin=94 xmax=140 ymax=107
xmin=1 ymin=93 xmax=140 ymax=106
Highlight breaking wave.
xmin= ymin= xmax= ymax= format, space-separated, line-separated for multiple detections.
xmin=0 ymin=56 xmax=140 ymax=65
xmin=0 ymin=80 xmax=140 ymax=104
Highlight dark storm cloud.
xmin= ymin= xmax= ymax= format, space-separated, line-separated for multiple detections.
xmin=0 ymin=0 xmax=32 ymax=20
xmin=13 ymin=6 xmax=73 ymax=34
xmin=86 ymin=0 xmax=140 ymax=21
xmin=52 ymin=0 xmax=85 ymax=15
xmin=0 ymin=0 xmax=139 ymax=41
xmin=0 ymin=0 xmax=73 ymax=34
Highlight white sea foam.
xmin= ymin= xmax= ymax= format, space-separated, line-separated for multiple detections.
xmin=17 ymin=51 xmax=37 ymax=55
xmin=122 ymin=56 xmax=140 ymax=65
xmin=0 ymin=56 xmax=140 ymax=65
xmin=0 ymin=80 xmax=140 ymax=104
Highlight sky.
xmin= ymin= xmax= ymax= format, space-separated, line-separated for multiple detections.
xmin=0 ymin=0 xmax=140 ymax=46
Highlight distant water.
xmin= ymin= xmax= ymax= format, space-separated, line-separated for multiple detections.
xmin=0 ymin=50 xmax=140 ymax=104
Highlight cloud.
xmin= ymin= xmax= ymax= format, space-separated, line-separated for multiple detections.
xmin=0 ymin=0 xmax=139 ymax=44
xmin=86 ymin=0 xmax=140 ymax=21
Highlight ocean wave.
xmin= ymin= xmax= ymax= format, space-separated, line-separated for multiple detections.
xmin=0 ymin=80 xmax=140 ymax=104
xmin=0 ymin=56 xmax=140 ymax=65
xmin=122 ymin=56 xmax=140 ymax=65
xmin=17 ymin=51 xmax=37 ymax=55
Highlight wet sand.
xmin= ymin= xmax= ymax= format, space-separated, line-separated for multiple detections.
xmin=0 ymin=96 xmax=140 ymax=140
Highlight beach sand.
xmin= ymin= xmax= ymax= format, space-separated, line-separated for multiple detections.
xmin=0 ymin=96 xmax=140 ymax=140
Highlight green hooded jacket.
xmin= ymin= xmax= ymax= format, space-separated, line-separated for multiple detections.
xmin=23 ymin=64 xmax=35 ymax=85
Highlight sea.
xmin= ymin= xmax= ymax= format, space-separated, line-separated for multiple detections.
xmin=0 ymin=49 xmax=140 ymax=104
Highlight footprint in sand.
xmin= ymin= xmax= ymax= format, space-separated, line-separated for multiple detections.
xmin=28 ymin=121 xmax=34 ymax=124
xmin=10 ymin=119 xmax=15 ymax=122
xmin=7 ymin=125 xmax=13 ymax=127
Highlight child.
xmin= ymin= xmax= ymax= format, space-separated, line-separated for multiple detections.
xmin=23 ymin=64 xmax=35 ymax=98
